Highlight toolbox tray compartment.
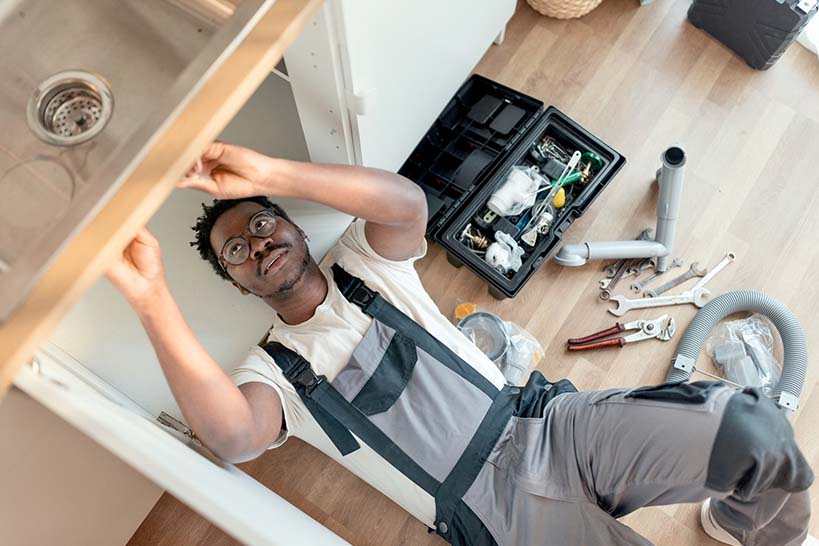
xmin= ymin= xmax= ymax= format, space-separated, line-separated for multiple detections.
xmin=399 ymin=75 xmax=625 ymax=298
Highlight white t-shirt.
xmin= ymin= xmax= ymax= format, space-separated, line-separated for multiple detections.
xmin=230 ymin=219 xmax=506 ymax=527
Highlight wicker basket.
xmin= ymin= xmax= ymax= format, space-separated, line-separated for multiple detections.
xmin=526 ymin=0 xmax=604 ymax=19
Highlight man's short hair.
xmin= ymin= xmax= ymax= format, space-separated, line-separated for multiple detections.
xmin=189 ymin=196 xmax=292 ymax=281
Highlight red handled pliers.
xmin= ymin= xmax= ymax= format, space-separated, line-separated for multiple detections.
xmin=567 ymin=315 xmax=675 ymax=351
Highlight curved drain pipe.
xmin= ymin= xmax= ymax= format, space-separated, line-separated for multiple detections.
xmin=666 ymin=290 xmax=808 ymax=413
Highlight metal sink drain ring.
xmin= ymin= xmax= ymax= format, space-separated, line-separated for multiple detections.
xmin=27 ymin=70 xmax=114 ymax=147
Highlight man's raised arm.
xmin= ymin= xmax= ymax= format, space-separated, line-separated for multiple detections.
xmin=180 ymin=143 xmax=428 ymax=261
xmin=105 ymin=227 xmax=282 ymax=463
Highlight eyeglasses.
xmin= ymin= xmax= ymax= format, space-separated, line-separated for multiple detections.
xmin=219 ymin=208 xmax=279 ymax=270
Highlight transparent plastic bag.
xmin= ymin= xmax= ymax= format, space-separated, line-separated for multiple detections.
xmin=453 ymin=302 xmax=543 ymax=385
xmin=486 ymin=165 xmax=547 ymax=217
xmin=705 ymin=314 xmax=782 ymax=396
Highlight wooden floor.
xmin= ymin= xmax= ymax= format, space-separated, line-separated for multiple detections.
xmin=127 ymin=1 xmax=819 ymax=544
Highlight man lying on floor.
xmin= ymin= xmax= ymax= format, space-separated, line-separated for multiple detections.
xmin=107 ymin=141 xmax=815 ymax=546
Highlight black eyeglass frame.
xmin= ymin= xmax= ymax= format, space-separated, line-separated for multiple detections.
xmin=217 ymin=207 xmax=280 ymax=273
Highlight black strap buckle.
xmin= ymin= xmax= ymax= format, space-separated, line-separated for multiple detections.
xmin=290 ymin=362 xmax=326 ymax=396
xmin=350 ymin=283 xmax=376 ymax=309
xmin=331 ymin=264 xmax=378 ymax=310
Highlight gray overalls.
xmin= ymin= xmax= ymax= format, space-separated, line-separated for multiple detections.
xmin=263 ymin=265 xmax=813 ymax=546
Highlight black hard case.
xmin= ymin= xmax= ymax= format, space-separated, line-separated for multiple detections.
xmin=688 ymin=0 xmax=819 ymax=70
xmin=398 ymin=75 xmax=625 ymax=298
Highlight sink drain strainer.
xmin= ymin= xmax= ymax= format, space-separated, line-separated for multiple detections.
xmin=27 ymin=70 xmax=113 ymax=147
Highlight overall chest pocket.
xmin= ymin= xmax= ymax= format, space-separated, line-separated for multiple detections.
xmin=331 ymin=320 xmax=494 ymax=482
xmin=341 ymin=326 xmax=417 ymax=416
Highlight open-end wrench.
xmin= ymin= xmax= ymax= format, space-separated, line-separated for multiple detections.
xmin=608 ymin=287 xmax=711 ymax=316
xmin=609 ymin=252 xmax=735 ymax=315
xmin=604 ymin=259 xmax=626 ymax=279
xmin=645 ymin=262 xmax=707 ymax=298
xmin=599 ymin=257 xmax=632 ymax=288
xmin=626 ymin=257 xmax=657 ymax=277
xmin=599 ymin=261 xmax=653 ymax=290
xmin=629 ymin=258 xmax=682 ymax=293
xmin=692 ymin=252 xmax=736 ymax=291
xmin=600 ymin=258 xmax=638 ymax=300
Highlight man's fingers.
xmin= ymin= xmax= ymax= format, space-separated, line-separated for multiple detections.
xmin=177 ymin=176 xmax=202 ymax=189
xmin=185 ymin=141 xmax=229 ymax=177
xmin=132 ymin=226 xmax=159 ymax=247
xmin=184 ymin=158 xmax=203 ymax=178
xmin=105 ymin=257 xmax=128 ymax=278
xmin=177 ymin=176 xmax=216 ymax=193
xmin=200 ymin=141 xmax=229 ymax=163
xmin=210 ymin=168 xmax=243 ymax=187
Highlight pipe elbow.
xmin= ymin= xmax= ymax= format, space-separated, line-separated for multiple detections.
xmin=554 ymin=243 xmax=590 ymax=266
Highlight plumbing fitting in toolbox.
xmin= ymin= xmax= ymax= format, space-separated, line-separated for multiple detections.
xmin=484 ymin=231 xmax=525 ymax=274
xmin=554 ymin=145 xmax=687 ymax=272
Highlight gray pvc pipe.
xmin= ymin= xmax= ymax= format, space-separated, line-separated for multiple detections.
xmin=666 ymin=290 xmax=807 ymax=412
xmin=554 ymin=240 xmax=669 ymax=266
xmin=553 ymin=145 xmax=684 ymax=268
xmin=654 ymin=147 xmax=686 ymax=272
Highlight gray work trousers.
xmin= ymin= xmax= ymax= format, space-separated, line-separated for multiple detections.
xmin=462 ymin=384 xmax=813 ymax=546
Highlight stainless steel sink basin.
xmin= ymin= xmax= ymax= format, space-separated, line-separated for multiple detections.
xmin=0 ymin=0 xmax=268 ymax=322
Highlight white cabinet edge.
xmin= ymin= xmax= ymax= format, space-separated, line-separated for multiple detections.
xmin=14 ymin=354 xmax=350 ymax=546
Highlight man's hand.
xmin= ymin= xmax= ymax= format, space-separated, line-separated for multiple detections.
xmin=105 ymin=225 xmax=279 ymax=464
xmin=106 ymin=227 xmax=167 ymax=311
xmin=179 ymin=142 xmax=274 ymax=200
xmin=181 ymin=141 xmax=428 ymax=261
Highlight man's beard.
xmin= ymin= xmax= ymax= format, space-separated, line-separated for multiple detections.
xmin=274 ymin=245 xmax=310 ymax=295
xmin=271 ymin=236 xmax=310 ymax=298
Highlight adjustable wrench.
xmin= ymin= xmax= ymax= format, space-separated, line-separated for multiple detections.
xmin=645 ymin=262 xmax=707 ymax=298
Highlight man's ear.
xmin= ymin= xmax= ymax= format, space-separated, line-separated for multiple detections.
xmin=231 ymin=281 xmax=251 ymax=295
xmin=296 ymin=226 xmax=310 ymax=243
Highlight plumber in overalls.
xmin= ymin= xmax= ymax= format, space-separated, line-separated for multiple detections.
xmin=107 ymin=142 xmax=814 ymax=546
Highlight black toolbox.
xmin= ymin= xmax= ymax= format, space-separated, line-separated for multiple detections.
xmin=688 ymin=0 xmax=819 ymax=70
xmin=398 ymin=75 xmax=625 ymax=299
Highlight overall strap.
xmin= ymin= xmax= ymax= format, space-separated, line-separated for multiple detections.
xmin=261 ymin=341 xmax=360 ymax=456
xmin=330 ymin=264 xmax=517 ymax=539
xmin=330 ymin=264 xmax=499 ymax=397
xmin=262 ymin=340 xmax=441 ymax=496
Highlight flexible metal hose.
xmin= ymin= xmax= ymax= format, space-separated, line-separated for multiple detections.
xmin=666 ymin=290 xmax=807 ymax=411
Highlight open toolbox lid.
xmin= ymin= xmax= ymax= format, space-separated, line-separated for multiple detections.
xmin=398 ymin=74 xmax=543 ymax=239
